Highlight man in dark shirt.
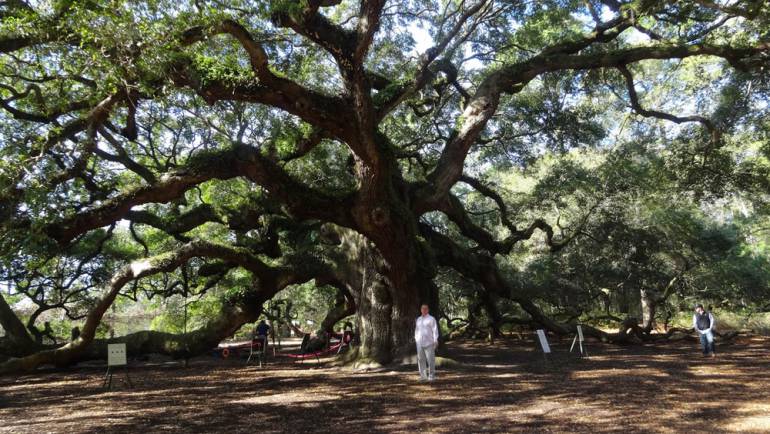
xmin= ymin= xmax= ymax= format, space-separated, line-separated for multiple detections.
xmin=256 ymin=320 xmax=270 ymax=336
xmin=255 ymin=320 xmax=271 ymax=350
xmin=693 ymin=304 xmax=716 ymax=357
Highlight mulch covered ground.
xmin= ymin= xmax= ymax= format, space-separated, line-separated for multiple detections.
xmin=1 ymin=335 xmax=769 ymax=433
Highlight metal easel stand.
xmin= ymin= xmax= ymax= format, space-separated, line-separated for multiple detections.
xmin=569 ymin=333 xmax=589 ymax=358
xmin=102 ymin=366 xmax=133 ymax=390
xmin=246 ymin=336 xmax=268 ymax=368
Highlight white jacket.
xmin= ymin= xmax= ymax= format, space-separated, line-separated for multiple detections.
xmin=415 ymin=314 xmax=438 ymax=347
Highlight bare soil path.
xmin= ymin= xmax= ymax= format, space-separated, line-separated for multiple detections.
xmin=1 ymin=335 xmax=768 ymax=433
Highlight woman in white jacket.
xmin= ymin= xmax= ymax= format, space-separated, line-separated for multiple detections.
xmin=415 ymin=304 xmax=439 ymax=381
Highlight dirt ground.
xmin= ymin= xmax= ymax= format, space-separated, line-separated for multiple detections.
xmin=1 ymin=335 xmax=769 ymax=433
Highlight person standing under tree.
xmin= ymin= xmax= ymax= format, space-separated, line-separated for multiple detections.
xmin=693 ymin=304 xmax=716 ymax=357
xmin=415 ymin=304 xmax=439 ymax=381
xmin=254 ymin=320 xmax=271 ymax=350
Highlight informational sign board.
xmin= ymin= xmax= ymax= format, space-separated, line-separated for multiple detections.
xmin=536 ymin=329 xmax=551 ymax=354
xmin=107 ymin=343 xmax=127 ymax=366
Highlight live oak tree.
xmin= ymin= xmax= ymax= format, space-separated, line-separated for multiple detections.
xmin=514 ymin=144 xmax=770 ymax=335
xmin=1 ymin=0 xmax=769 ymax=372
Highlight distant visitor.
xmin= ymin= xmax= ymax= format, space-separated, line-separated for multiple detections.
xmin=693 ymin=304 xmax=716 ymax=357
xmin=255 ymin=320 xmax=271 ymax=348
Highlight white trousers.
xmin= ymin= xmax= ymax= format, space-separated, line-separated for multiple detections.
xmin=417 ymin=344 xmax=436 ymax=379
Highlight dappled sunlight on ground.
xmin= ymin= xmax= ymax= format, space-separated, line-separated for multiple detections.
xmin=724 ymin=403 xmax=770 ymax=432
xmin=1 ymin=335 xmax=769 ymax=433
xmin=232 ymin=391 xmax=341 ymax=406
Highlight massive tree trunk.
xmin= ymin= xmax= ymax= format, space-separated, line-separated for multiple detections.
xmin=333 ymin=228 xmax=430 ymax=365
xmin=333 ymin=136 xmax=441 ymax=364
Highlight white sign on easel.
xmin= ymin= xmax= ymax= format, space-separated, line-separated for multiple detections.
xmin=103 ymin=343 xmax=132 ymax=390
xmin=107 ymin=344 xmax=127 ymax=366
xmin=536 ymin=329 xmax=551 ymax=354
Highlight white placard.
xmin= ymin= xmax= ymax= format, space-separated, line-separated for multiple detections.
xmin=536 ymin=329 xmax=551 ymax=354
xmin=577 ymin=325 xmax=584 ymax=342
xmin=107 ymin=343 xmax=127 ymax=366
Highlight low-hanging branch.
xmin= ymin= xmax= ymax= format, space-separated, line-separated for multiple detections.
xmin=0 ymin=239 xmax=333 ymax=374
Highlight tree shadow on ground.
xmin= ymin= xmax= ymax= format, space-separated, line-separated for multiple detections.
xmin=1 ymin=336 xmax=769 ymax=433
